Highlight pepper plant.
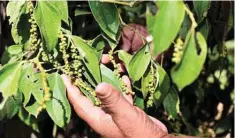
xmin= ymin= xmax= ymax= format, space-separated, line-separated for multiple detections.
xmin=0 ymin=1 xmax=233 ymax=137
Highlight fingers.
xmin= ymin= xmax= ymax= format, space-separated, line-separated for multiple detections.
xmin=148 ymin=116 xmax=168 ymax=133
xmin=95 ymin=83 xmax=137 ymax=121
xmin=101 ymin=54 xmax=110 ymax=64
xmin=61 ymin=75 xmax=103 ymax=125
xmin=122 ymin=75 xmax=133 ymax=104
xmin=100 ymin=55 xmax=126 ymax=73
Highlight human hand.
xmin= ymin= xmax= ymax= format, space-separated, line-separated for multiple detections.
xmin=62 ymin=74 xmax=176 ymax=138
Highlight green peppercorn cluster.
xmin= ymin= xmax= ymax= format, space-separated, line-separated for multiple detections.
xmin=28 ymin=1 xmax=41 ymax=51
xmin=172 ymin=38 xmax=184 ymax=64
xmin=147 ymin=67 xmax=156 ymax=107
xmin=58 ymin=32 xmax=101 ymax=105
xmin=219 ymin=44 xmax=227 ymax=58
xmin=108 ymin=50 xmax=134 ymax=95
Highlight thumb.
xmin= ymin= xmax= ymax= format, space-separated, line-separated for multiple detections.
xmin=95 ymin=83 xmax=137 ymax=119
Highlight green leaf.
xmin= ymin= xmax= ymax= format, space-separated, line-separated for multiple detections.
xmin=91 ymin=35 xmax=105 ymax=60
xmin=153 ymin=64 xmax=170 ymax=108
xmin=163 ymin=86 xmax=180 ymax=120
xmin=129 ymin=44 xmax=151 ymax=81
xmin=134 ymin=96 xmax=145 ymax=110
xmin=18 ymin=107 xmax=39 ymax=132
xmin=141 ymin=64 xmax=159 ymax=99
xmin=25 ymin=102 xmax=41 ymax=117
xmin=71 ymin=36 xmax=101 ymax=83
xmin=89 ymin=1 xmax=120 ymax=41
xmin=49 ymin=0 xmax=69 ymax=24
xmin=117 ymin=50 xmax=133 ymax=71
xmin=1 ymin=45 xmax=23 ymax=64
xmin=100 ymin=64 xmax=121 ymax=91
xmin=147 ymin=1 xmax=185 ymax=56
xmin=46 ymin=73 xmax=71 ymax=128
xmin=19 ymin=63 xmax=35 ymax=106
xmin=30 ymin=73 xmax=44 ymax=103
xmin=34 ymin=1 xmax=61 ymax=51
xmin=193 ymin=1 xmax=210 ymax=23
xmin=179 ymin=15 xmax=191 ymax=39
xmin=0 ymin=62 xmax=22 ymax=103
xmin=0 ymin=92 xmax=22 ymax=120
xmin=171 ymin=32 xmax=207 ymax=91
xmin=6 ymin=0 xmax=27 ymax=25
xmin=198 ymin=19 xmax=210 ymax=40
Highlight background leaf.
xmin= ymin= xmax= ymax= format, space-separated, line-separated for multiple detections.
xmin=147 ymin=1 xmax=185 ymax=56
xmin=89 ymin=1 xmax=120 ymax=41
xmin=171 ymin=32 xmax=207 ymax=91
xmin=0 ymin=92 xmax=22 ymax=120
xmin=1 ymin=45 xmax=23 ymax=64
xmin=163 ymin=85 xmax=180 ymax=120
xmin=34 ymin=1 xmax=61 ymax=51
xmin=193 ymin=1 xmax=210 ymax=23
xmin=153 ymin=64 xmax=170 ymax=108
xmin=128 ymin=44 xmax=151 ymax=81
xmin=46 ymin=73 xmax=71 ymax=128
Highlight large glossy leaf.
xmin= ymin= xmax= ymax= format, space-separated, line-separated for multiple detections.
xmin=89 ymin=1 xmax=120 ymax=41
xmin=0 ymin=62 xmax=22 ymax=104
xmin=25 ymin=102 xmax=41 ymax=117
xmin=117 ymin=50 xmax=133 ymax=71
xmin=163 ymin=86 xmax=180 ymax=120
xmin=147 ymin=1 xmax=185 ymax=56
xmin=71 ymin=36 xmax=101 ymax=83
xmin=34 ymin=1 xmax=61 ymax=51
xmin=171 ymin=32 xmax=207 ymax=91
xmin=46 ymin=73 xmax=71 ymax=128
xmin=50 ymin=0 xmax=69 ymax=24
xmin=153 ymin=64 xmax=170 ymax=108
xmin=1 ymin=45 xmax=23 ymax=65
xmin=193 ymin=1 xmax=210 ymax=23
xmin=0 ymin=92 xmax=22 ymax=120
xmin=128 ymin=44 xmax=151 ymax=81
xmin=100 ymin=64 xmax=121 ymax=91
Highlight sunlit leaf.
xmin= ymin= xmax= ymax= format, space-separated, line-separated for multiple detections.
xmin=0 ymin=62 xmax=22 ymax=105
xmin=129 ymin=44 xmax=151 ymax=81
xmin=147 ymin=1 xmax=185 ymax=56
xmin=171 ymin=32 xmax=207 ymax=91
xmin=34 ymin=1 xmax=61 ymax=51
